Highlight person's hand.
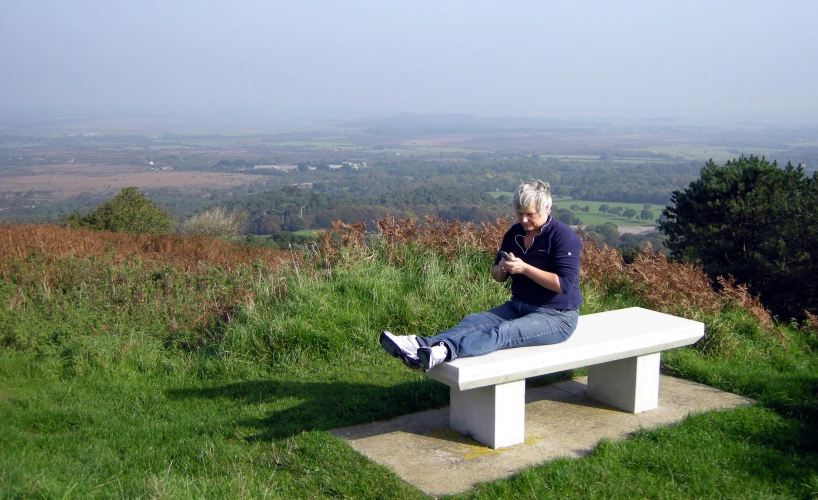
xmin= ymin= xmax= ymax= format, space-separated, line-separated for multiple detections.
xmin=501 ymin=253 xmax=527 ymax=275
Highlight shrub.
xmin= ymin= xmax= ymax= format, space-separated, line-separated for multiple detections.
xmin=182 ymin=207 xmax=249 ymax=238
xmin=65 ymin=187 xmax=173 ymax=235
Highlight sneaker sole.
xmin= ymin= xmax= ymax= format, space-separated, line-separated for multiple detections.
xmin=380 ymin=331 xmax=421 ymax=369
xmin=379 ymin=331 xmax=402 ymax=358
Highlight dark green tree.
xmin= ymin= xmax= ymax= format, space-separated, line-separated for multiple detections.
xmin=640 ymin=209 xmax=655 ymax=222
xmin=623 ymin=208 xmax=637 ymax=220
xmin=66 ymin=187 xmax=173 ymax=235
xmin=661 ymin=156 xmax=817 ymax=319
xmin=598 ymin=204 xmax=610 ymax=215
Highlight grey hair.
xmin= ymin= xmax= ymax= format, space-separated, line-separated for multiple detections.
xmin=512 ymin=179 xmax=552 ymax=216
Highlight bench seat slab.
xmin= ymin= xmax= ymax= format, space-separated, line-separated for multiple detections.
xmin=587 ymin=352 xmax=660 ymax=413
xmin=424 ymin=308 xmax=703 ymax=449
xmin=450 ymin=380 xmax=525 ymax=449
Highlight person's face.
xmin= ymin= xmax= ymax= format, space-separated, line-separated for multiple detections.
xmin=517 ymin=205 xmax=548 ymax=233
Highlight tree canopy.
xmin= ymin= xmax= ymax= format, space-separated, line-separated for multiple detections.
xmin=660 ymin=156 xmax=818 ymax=320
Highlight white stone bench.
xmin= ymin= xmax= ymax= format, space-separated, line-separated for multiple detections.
xmin=425 ymin=307 xmax=705 ymax=449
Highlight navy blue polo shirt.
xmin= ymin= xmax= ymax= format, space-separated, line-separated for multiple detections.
xmin=494 ymin=218 xmax=582 ymax=310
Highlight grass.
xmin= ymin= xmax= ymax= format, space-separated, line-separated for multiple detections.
xmin=463 ymin=406 xmax=817 ymax=498
xmin=1 ymin=221 xmax=817 ymax=497
xmin=0 ymin=360 xmax=429 ymax=498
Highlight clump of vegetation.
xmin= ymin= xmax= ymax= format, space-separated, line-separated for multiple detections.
xmin=65 ymin=186 xmax=173 ymax=235
xmin=0 ymin=223 xmax=291 ymax=271
xmin=181 ymin=206 xmax=249 ymax=238
xmin=0 ymin=223 xmax=292 ymax=353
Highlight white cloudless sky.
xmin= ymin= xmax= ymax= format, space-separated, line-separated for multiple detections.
xmin=1 ymin=0 xmax=816 ymax=119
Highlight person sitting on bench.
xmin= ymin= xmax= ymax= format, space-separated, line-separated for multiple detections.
xmin=380 ymin=178 xmax=583 ymax=372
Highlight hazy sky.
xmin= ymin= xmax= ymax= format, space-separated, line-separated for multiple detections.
xmin=2 ymin=0 xmax=816 ymax=118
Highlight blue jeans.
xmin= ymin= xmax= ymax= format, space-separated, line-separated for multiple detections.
xmin=418 ymin=300 xmax=579 ymax=361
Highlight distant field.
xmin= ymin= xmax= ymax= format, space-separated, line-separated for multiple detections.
xmin=272 ymin=141 xmax=355 ymax=148
xmin=554 ymin=198 xmax=659 ymax=227
xmin=367 ymin=147 xmax=480 ymax=156
xmin=609 ymin=158 xmax=676 ymax=163
xmin=408 ymin=146 xmax=484 ymax=154
xmin=538 ymin=154 xmax=599 ymax=160
xmin=260 ymin=141 xmax=482 ymax=156
xmin=0 ymin=163 xmax=267 ymax=199
xmin=635 ymin=145 xmax=784 ymax=163
xmin=488 ymin=192 xmax=659 ymax=227
xmin=537 ymin=146 xmax=789 ymax=164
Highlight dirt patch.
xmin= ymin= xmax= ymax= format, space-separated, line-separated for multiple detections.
xmin=618 ymin=226 xmax=658 ymax=235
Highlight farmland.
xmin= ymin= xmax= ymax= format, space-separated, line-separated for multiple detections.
xmin=1 ymin=113 xmax=815 ymax=242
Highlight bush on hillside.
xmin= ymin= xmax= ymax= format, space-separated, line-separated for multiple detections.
xmin=182 ymin=207 xmax=249 ymax=238
xmin=65 ymin=187 xmax=173 ymax=235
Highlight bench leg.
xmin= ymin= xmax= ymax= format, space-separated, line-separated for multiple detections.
xmin=586 ymin=352 xmax=660 ymax=413
xmin=449 ymin=380 xmax=525 ymax=449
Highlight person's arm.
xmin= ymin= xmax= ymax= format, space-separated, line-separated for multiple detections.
xmin=502 ymin=256 xmax=562 ymax=292
xmin=503 ymin=230 xmax=582 ymax=294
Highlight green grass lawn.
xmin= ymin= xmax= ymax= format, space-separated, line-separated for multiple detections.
xmin=1 ymin=240 xmax=816 ymax=498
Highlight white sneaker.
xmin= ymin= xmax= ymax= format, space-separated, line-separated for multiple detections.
xmin=379 ymin=331 xmax=421 ymax=369
xmin=417 ymin=343 xmax=449 ymax=372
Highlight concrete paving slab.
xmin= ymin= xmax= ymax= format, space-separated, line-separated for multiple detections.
xmin=330 ymin=375 xmax=754 ymax=496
